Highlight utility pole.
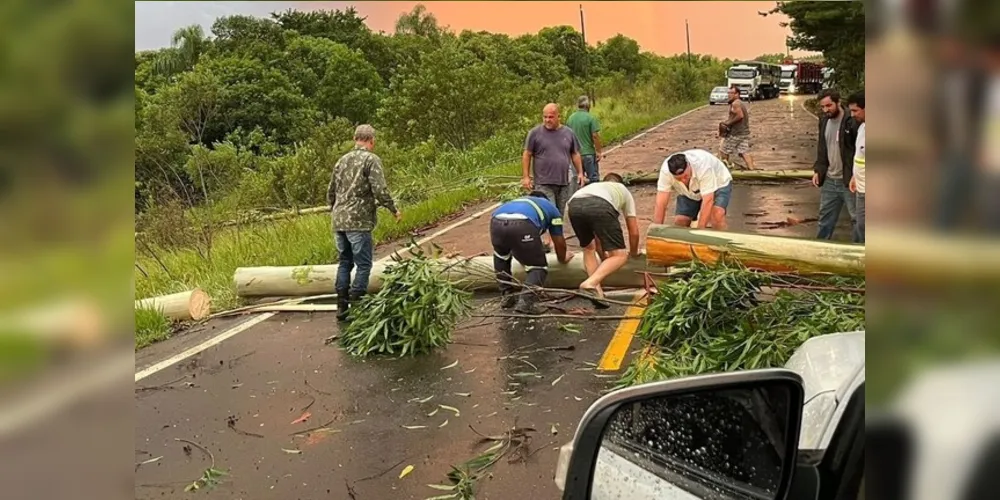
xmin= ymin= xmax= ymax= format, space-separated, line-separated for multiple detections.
xmin=685 ymin=19 xmax=692 ymax=66
xmin=579 ymin=4 xmax=594 ymax=105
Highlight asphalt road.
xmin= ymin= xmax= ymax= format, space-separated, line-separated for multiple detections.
xmin=133 ymin=94 xmax=853 ymax=499
xmin=135 ymin=298 xmax=624 ymax=499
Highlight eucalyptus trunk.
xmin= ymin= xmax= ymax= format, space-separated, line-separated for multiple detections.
xmin=645 ymin=225 xmax=864 ymax=277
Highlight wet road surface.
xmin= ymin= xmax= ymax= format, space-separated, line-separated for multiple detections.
xmin=136 ymin=299 xmax=622 ymax=499
xmin=135 ymin=94 xmax=853 ymax=499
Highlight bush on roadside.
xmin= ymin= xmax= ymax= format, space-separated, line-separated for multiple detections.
xmin=337 ymin=246 xmax=472 ymax=357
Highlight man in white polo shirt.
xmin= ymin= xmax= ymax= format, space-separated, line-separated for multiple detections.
xmin=653 ymin=148 xmax=735 ymax=230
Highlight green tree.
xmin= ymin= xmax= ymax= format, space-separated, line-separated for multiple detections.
xmin=395 ymin=4 xmax=443 ymax=39
xmin=281 ymin=35 xmax=383 ymax=123
xmin=535 ymin=26 xmax=588 ymax=78
xmin=209 ymin=15 xmax=289 ymax=60
xmin=378 ymin=43 xmax=527 ymax=150
xmin=154 ymin=25 xmax=211 ymax=77
xmin=197 ymin=55 xmax=316 ymax=146
xmin=760 ymin=2 xmax=864 ymax=92
xmin=271 ymin=7 xmax=372 ymax=49
xmin=752 ymin=52 xmax=789 ymax=64
xmin=597 ymin=34 xmax=643 ymax=79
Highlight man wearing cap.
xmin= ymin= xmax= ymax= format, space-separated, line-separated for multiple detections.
xmin=653 ymin=148 xmax=734 ymax=230
xmin=490 ymin=191 xmax=574 ymax=315
xmin=565 ymin=95 xmax=604 ymax=184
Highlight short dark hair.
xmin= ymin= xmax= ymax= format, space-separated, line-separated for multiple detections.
xmin=818 ymin=89 xmax=841 ymax=104
xmin=729 ymin=85 xmax=740 ymax=93
xmin=528 ymin=190 xmax=549 ymax=199
xmin=603 ymin=173 xmax=624 ymax=184
xmin=846 ymin=91 xmax=865 ymax=109
xmin=667 ymin=154 xmax=688 ymax=175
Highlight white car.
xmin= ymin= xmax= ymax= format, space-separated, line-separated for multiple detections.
xmin=709 ymin=86 xmax=730 ymax=105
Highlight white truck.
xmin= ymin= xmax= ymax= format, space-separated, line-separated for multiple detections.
xmin=726 ymin=60 xmax=781 ymax=101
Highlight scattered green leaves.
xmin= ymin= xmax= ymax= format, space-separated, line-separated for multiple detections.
xmin=558 ymin=323 xmax=581 ymax=334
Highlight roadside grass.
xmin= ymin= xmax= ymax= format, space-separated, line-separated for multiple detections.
xmin=135 ymin=307 xmax=173 ymax=350
xmin=134 ymin=99 xmax=706 ymax=332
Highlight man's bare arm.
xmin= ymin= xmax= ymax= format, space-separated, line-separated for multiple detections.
xmin=653 ymin=191 xmax=671 ymax=225
xmin=722 ymin=102 xmax=745 ymax=127
xmin=521 ymin=151 xmax=534 ymax=190
xmin=625 ymin=216 xmax=641 ymax=257
xmin=593 ymin=132 xmax=603 ymax=157
xmin=572 ymin=152 xmax=584 ymax=176
xmin=696 ymin=193 xmax=715 ymax=228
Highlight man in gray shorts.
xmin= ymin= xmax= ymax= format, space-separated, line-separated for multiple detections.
xmin=522 ymin=102 xmax=588 ymax=215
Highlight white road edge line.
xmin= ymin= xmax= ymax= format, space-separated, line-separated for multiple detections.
xmin=133 ymin=104 xmax=709 ymax=382
xmin=135 ymin=312 xmax=276 ymax=382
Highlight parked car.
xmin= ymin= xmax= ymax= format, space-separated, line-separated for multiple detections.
xmin=709 ymin=86 xmax=730 ymax=105
xmin=554 ymin=330 xmax=866 ymax=500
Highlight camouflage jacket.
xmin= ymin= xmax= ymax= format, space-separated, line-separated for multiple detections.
xmin=327 ymin=145 xmax=398 ymax=232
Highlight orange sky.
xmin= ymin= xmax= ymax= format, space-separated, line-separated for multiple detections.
xmin=300 ymin=1 xmax=811 ymax=60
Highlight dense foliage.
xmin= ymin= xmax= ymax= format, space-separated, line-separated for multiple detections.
xmin=135 ymin=5 xmax=733 ymax=229
xmin=617 ymin=261 xmax=865 ymax=388
xmin=761 ymin=2 xmax=865 ymax=92
xmin=337 ymin=246 xmax=472 ymax=357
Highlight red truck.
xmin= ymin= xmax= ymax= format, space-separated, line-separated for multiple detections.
xmin=779 ymin=60 xmax=825 ymax=95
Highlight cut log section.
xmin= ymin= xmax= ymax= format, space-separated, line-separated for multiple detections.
xmin=627 ymin=169 xmax=813 ymax=184
xmin=645 ymin=225 xmax=864 ymax=277
xmin=134 ymin=289 xmax=212 ymax=321
xmin=234 ymin=254 xmax=654 ymax=297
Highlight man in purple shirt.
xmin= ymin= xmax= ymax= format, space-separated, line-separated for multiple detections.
xmin=521 ymin=103 xmax=588 ymax=215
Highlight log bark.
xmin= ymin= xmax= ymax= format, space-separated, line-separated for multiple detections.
xmin=627 ymin=169 xmax=813 ymax=185
xmin=134 ymin=289 xmax=212 ymax=321
xmin=645 ymin=225 xmax=864 ymax=277
xmin=234 ymin=254 xmax=655 ymax=297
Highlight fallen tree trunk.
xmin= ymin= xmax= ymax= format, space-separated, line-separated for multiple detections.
xmin=627 ymin=169 xmax=813 ymax=185
xmin=645 ymin=225 xmax=864 ymax=277
xmin=234 ymin=254 xmax=654 ymax=297
xmin=134 ymin=289 xmax=212 ymax=321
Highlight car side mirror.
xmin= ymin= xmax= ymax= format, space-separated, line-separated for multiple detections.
xmin=560 ymin=369 xmax=805 ymax=500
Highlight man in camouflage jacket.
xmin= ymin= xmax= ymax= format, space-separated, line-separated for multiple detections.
xmin=327 ymin=124 xmax=402 ymax=321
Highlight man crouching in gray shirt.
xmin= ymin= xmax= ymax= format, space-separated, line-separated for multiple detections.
xmin=522 ymin=103 xmax=588 ymax=219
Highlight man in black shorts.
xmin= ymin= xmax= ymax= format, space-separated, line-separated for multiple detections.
xmin=490 ymin=191 xmax=573 ymax=314
xmin=566 ymin=173 xmax=642 ymax=307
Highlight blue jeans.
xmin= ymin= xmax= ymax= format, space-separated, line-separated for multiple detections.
xmin=581 ymin=155 xmax=600 ymax=183
xmin=335 ymin=231 xmax=374 ymax=294
xmin=817 ymin=179 xmax=858 ymax=241
xmin=855 ymin=193 xmax=865 ymax=243
xmin=675 ymin=183 xmax=734 ymax=220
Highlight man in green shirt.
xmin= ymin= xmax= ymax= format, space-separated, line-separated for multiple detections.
xmin=565 ymin=95 xmax=603 ymax=184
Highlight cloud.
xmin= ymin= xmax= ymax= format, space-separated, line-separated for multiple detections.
xmin=134 ymin=1 xmax=294 ymax=51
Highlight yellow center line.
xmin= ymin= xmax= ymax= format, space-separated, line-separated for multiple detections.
xmin=598 ymin=291 xmax=648 ymax=371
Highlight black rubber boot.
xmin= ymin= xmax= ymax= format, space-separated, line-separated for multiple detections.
xmin=514 ymin=293 xmax=545 ymax=315
xmin=348 ymin=290 xmax=367 ymax=310
xmin=336 ymin=289 xmax=350 ymax=322
xmin=499 ymin=291 xmax=518 ymax=309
